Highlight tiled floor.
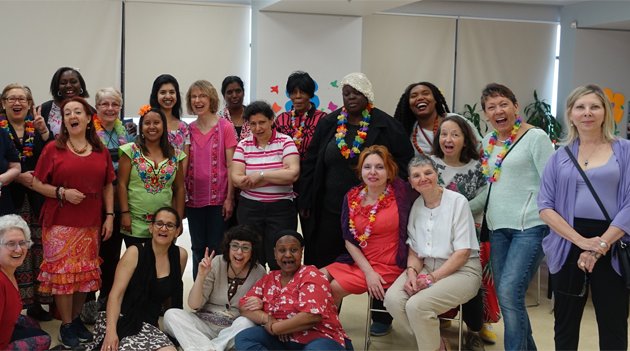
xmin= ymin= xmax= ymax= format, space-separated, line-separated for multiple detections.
xmin=37 ymin=220 xmax=615 ymax=350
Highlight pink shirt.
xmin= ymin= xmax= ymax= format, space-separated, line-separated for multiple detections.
xmin=186 ymin=118 xmax=237 ymax=207
xmin=232 ymin=130 xmax=298 ymax=202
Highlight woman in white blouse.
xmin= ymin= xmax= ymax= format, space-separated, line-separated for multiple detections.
xmin=384 ymin=155 xmax=482 ymax=351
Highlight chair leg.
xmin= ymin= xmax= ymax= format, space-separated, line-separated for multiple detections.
xmin=457 ymin=304 xmax=463 ymax=351
xmin=364 ymin=296 xmax=373 ymax=351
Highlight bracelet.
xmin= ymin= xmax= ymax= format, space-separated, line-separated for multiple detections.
xmin=105 ymin=212 xmax=115 ymax=217
xmin=269 ymin=321 xmax=276 ymax=335
xmin=427 ymin=273 xmax=436 ymax=283
xmin=406 ymin=266 xmax=418 ymax=275
xmin=259 ymin=171 xmax=265 ymax=179
xmin=120 ymin=210 xmax=130 ymax=214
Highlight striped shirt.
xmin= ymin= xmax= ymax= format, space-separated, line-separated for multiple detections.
xmin=233 ymin=130 xmax=298 ymax=202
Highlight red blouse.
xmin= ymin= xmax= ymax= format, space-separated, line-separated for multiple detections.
xmin=0 ymin=270 xmax=21 ymax=349
xmin=34 ymin=143 xmax=116 ymax=227
xmin=240 ymin=265 xmax=348 ymax=347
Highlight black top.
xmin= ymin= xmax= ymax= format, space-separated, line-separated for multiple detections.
xmin=0 ymin=129 xmax=20 ymax=215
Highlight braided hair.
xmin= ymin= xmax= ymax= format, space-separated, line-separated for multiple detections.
xmin=393 ymin=82 xmax=450 ymax=137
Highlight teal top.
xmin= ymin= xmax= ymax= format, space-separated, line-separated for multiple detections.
xmin=480 ymin=128 xmax=554 ymax=231
xmin=120 ymin=142 xmax=186 ymax=238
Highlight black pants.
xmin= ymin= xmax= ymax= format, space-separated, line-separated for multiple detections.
xmin=122 ymin=234 xmax=151 ymax=247
xmin=237 ymin=197 xmax=297 ymax=270
xmin=462 ymin=289 xmax=483 ymax=332
xmin=186 ymin=205 xmax=226 ymax=279
xmin=305 ymin=208 xmax=347 ymax=268
xmin=552 ymin=218 xmax=629 ymax=350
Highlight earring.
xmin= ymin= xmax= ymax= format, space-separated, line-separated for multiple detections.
xmin=80 ymin=88 xmax=84 ymax=95
xmin=57 ymin=91 xmax=62 ymax=97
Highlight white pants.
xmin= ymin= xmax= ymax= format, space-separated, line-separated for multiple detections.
xmin=163 ymin=308 xmax=255 ymax=351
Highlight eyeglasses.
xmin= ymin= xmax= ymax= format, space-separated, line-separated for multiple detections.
xmin=1 ymin=240 xmax=33 ymax=250
xmin=229 ymin=243 xmax=252 ymax=253
xmin=3 ymin=96 xmax=28 ymax=104
xmin=98 ymin=102 xmax=121 ymax=109
xmin=555 ymin=272 xmax=589 ymax=298
xmin=152 ymin=221 xmax=177 ymax=231
xmin=191 ymin=94 xmax=209 ymax=100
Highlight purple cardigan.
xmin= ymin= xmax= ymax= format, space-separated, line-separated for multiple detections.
xmin=337 ymin=178 xmax=414 ymax=269
xmin=538 ymin=138 xmax=630 ymax=274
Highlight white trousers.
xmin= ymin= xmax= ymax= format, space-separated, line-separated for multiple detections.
xmin=163 ymin=308 xmax=255 ymax=351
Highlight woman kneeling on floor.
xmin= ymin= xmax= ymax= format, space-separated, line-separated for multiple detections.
xmin=384 ymin=155 xmax=481 ymax=351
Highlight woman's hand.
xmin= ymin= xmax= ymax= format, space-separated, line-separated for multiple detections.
xmin=577 ymin=236 xmax=607 ymax=255
xmin=101 ymin=216 xmax=114 ymax=241
xmin=16 ymin=171 xmax=34 ymax=188
xmin=242 ymin=296 xmax=264 ymax=311
xmin=578 ymin=251 xmax=600 ymax=273
xmin=198 ymin=248 xmax=215 ymax=278
xmin=404 ymin=273 xmax=419 ymax=296
xmin=365 ymin=270 xmax=386 ymax=300
xmin=415 ymin=275 xmax=432 ymax=291
xmin=100 ymin=331 xmax=119 ymax=351
xmin=64 ymin=188 xmax=86 ymax=204
xmin=32 ymin=106 xmax=48 ymax=135
xmin=223 ymin=197 xmax=234 ymax=220
xmin=120 ymin=213 xmax=131 ymax=232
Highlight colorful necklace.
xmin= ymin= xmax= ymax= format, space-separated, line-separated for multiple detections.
xmin=481 ymin=117 xmax=522 ymax=182
xmin=412 ymin=116 xmax=439 ymax=155
xmin=0 ymin=116 xmax=35 ymax=162
xmin=68 ymin=139 xmax=89 ymax=154
xmin=348 ymin=183 xmax=391 ymax=248
xmin=290 ymin=108 xmax=308 ymax=147
xmin=335 ymin=104 xmax=372 ymax=159
xmin=93 ymin=114 xmax=127 ymax=147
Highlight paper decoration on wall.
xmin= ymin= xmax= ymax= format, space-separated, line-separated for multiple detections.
xmin=604 ymin=88 xmax=625 ymax=124
xmin=270 ymin=85 xmax=279 ymax=94
xmin=327 ymin=101 xmax=338 ymax=111
xmin=330 ymin=80 xmax=339 ymax=88
xmin=284 ymin=81 xmax=320 ymax=112
xmin=271 ymin=102 xmax=282 ymax=113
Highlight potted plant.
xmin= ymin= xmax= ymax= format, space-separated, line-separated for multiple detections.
xmin=524 ymin=90 xmax=562 ymax=148
xmin=461 ymin=103 xmax=487 ymax=137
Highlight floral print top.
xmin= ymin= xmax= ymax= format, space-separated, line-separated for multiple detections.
xmin=168 ymin=120 xmax=190 ymax=154
xmin=240 ymin=265 xmax=348 ymax=347
xmin=218 ymin=106 xmax=251 ymax=142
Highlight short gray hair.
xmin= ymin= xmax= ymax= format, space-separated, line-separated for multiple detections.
xmin=95 ymin=87 xmax=123 ymax=106
xmin=0 ymin=214 xmax=31 ymax=243
xmin=407 ymin=154 xmax=437 ymax=174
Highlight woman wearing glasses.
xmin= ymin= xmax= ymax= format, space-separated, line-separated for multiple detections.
xmin=539 ymin=84 xmax=630 ymax=350
xmin=0 ymin=214 xmax=51 ymax=350
xmin=163 ymin=225 xmax=266 ymax=351
xmin=87 ymin=207 xmax=188 ymax=351
xmin=118 ymin=106 xmax=185 ymax=246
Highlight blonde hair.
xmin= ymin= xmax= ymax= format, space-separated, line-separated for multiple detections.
xmin=564 ymin=84 xmax=616 ymax=143
xmin=186 ymin=80 xmax=219 ymax=114
xmin=95 ymin=87 xmax=123 ymax=106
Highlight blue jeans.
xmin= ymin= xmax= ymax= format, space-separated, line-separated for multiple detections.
xmin=186 ymin=205 xmax=226 ymax=279
xmin=490 ymin=225 xmax=548 ymax=351
xmin=235 ymin=326 xmax=352 ymax=351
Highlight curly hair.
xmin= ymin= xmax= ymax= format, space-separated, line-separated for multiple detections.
xmin=221 ymin=225 xmax=262 ymax=265
xmin=432 ymin=115 xmax=480 ymax=163
xmin=393 ymin=82 xmax=450 ymax=137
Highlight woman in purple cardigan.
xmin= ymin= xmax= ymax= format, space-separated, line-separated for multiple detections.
xmin=321 ymin=145 xmax=411 ymax=307
xmin=538 ymin=84 xmax=630 ymax=351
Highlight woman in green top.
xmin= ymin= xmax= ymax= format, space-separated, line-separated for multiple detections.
xmin=118 ymin=106 xmax=185 ymax=246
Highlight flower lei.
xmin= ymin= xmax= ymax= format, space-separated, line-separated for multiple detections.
xmin=93 ymin=114 xmax=127 ymax=146
xmin=335 ymin=104 xmax=373 ymax=159
xmin=481 ymin=117 xmax=522 ymax=182
xmin=348 ymin=183 xmax=391 ymax=248
xmin=0 ymin=116 xmax=34 ymax=162
xmin=290 ymin=108 xmax=308 ymax=147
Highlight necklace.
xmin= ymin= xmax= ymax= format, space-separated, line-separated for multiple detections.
xmin=68 ymin=139 xmax=89 ymax=154
xmin=412 ymin=116 xmax=439 ymax=155
xmin=0 ymin=116 xmax=35 ymax=162
xmin=581 ymin=142 xmax=603 ymax=167
xmin=93 ymin=114 xmax=127 ymax=147
xmin=348 ymin=183 xmax=391 ymax=248
xmin=335 ymin=104 xmax=373 ymax=159
xmin=290 ymin=108 xmax=309 ymax=147
xmin=481 ymin=117 xmax=522 ymax=182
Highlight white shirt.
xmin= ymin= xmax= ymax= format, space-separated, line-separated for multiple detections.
xmin=407 ymin=188 xmax=480 ymax=260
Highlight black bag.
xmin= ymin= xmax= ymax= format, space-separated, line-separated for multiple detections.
xmin=564 ymin=146 xmax=630 ymax=289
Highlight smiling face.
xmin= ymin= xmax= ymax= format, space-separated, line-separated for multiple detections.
xmin=568 ymin=93 xmax=605 ymax=136
xmin=189 ymin=87 xmax=210 ymax=116
xmin=224 ymin=82 xmax=244 ymax=109
xmin=63 ymin=101 xmax=90 ymax=136
xmin=274 ymin=235 xmax=303 ymax=275
xmin=0 ymin=229 xmax=28 ymax=270
xmin=483 ymin=95 xmax=519 ymax=137
xmin=409 ymin=84 xmax=437 ymax=119
xmin=290 ymin=88 xmax=311 ymax=114
xmin=438 ymin=120 xmax=465 ymax=160
xmin=2 ymin=88 xmax=31 ymax=121
xmin=228 ymin=240 xmax=253 ymax=271
xmin=59 ymin=70 xmax=82 ymax=99
xmin=96 ymin=97 xmax=121 ymax=126
xmin=361 ymin=153 xmax=388 ymax=189
xmin=141 ymin=111 xmax=164 ymax=143
xmin=158 ymin=83 xmax=177 ymax=111
xmin=248 ymin=113 xmax=273 ymax=141
xmin=342 ymin=85 xmax=369 ymax=116
xmin=409 ymin=164 xmax=439 ymax=195
xmin=149 ymin=210 xmax=178 ymax=244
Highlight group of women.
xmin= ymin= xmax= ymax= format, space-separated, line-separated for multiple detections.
xmin=0 ymin=63 xmax=627 ymax=351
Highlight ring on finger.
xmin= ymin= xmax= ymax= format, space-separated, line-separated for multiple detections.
xmin=579 ymin=261 xmax=585 ymax=267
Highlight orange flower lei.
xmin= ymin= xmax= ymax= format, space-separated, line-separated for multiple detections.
xmin=348 ymin=183 xmax=391 ymax=248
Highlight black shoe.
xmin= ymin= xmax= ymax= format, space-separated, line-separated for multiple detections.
xmin=27 ymin=305 xmax=53 ymax=321
xmin=72 ymin=317 xmax=94 ymax=342
xmin=369 ymin=322 xmax=392 ymax=336
xmin=59 ymin=323 xmax=80 ymax=348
